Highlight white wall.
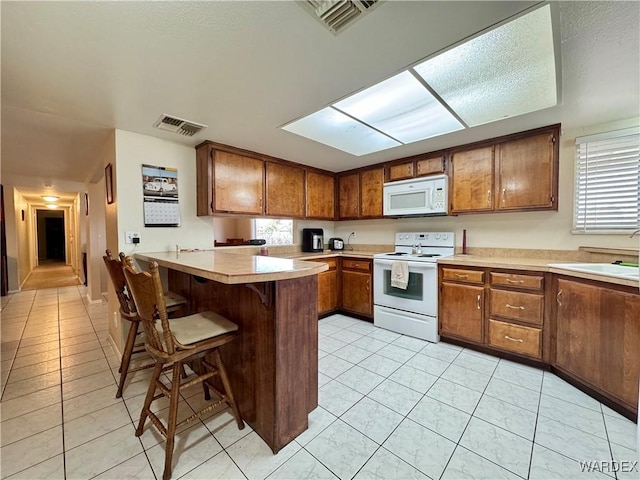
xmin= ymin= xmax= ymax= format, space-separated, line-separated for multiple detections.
xmin=114 ymin=130 xmax=214 ymax=255
xmin=335 ymin=118 xmax=640 ymax=252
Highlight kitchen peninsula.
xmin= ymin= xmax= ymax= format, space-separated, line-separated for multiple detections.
xmin=134 ymin=250 xmax=328 ymax=453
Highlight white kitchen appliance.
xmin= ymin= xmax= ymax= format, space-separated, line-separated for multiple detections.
xmin=374 ymin=232 xmax=455 ymax=342
xmin=383 ymin=175 xmax=448 ymax=217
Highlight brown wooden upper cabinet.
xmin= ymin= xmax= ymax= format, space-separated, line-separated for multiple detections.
xmin=450 ymin=126 xmax=559 ymax=215
xmin=360 ymin=167 xmax=384 ymax=218
xmin=496 ymin=132 xmax=557 ymax=211
xmin=338 ymin=173 xmax=360 ymax=219
xmin=387 ymin=161 xmax=414 ymax=182
xmin=386 ymin=155 xmax=445 ymax=182
xmin=338 ymin=167 xmax=384 ymax=220
xmin=265 ymin=162 xmax=304 ymax=217
xmin=306 ymin=171 xmax=335 ymax=220
xmin=213 ymin=150 xmax=264 ymax=215
xmin=450 ymin=146 xmax=495 ymax=214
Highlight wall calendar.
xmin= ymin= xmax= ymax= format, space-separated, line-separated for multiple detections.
xmin=141 ymin=164 xmax=180 ymax=227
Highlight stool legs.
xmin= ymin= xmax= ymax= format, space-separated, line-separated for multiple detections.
xmin=135 ymin=362 xmax=162 ymax=437
xmin=116 ymin=320 xmax=140 ymax=398
xmin=212 ymin=350 xmax=244 ymax=430
xmin=163 ymin=362 xmax=183 ymax=480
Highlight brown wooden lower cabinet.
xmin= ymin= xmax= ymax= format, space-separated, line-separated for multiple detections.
xmin=440 ymin=282 xmax=484 ymax=343
xmin=554 ymin=276 xmax=640 ymax=412
xmin=311 ymin=258 xmax=339 ymax=315
xmin=341 ymin=258 xmax=372 ymax=317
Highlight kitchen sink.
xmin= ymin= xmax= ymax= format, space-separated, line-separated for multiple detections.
xmin=548 ymin=263 xmax=639 ymax=281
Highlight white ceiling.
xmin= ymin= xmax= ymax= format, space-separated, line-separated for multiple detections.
xmin=1 ymin=1 xmax=639 ymax=199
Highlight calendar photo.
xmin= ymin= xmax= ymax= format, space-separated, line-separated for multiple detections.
xmin=142 ymin=164 xmax=181 ymax=226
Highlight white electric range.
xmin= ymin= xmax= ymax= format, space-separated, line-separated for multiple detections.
xmin=373 ymin=232 xmax=455 ymax=342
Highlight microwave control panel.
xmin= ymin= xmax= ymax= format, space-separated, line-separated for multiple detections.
xmin=433 ymin=187 xmax=445 ymax=210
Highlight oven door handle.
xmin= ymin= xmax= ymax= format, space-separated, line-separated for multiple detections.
xmin=374 ymin=259 xmax=437 ymax=270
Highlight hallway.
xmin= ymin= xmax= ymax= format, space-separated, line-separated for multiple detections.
xmin=21 ymin=261 xmax=81 ymax=291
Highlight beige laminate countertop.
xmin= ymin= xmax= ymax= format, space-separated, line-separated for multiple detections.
xmin=438 ymin=255 xmax=639 ymax=288
xmin=281 ymin=250 xmax=377 ymax=260
xmin=134 ymin=250 xmax=328 ymax=284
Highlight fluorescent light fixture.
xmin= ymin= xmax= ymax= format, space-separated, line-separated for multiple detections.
xmin=42 ymin=195 xmax=59 ymax=202
xmin=413 ymin=4 xmax=557 ymax=127
xmin=46 ymin=204 xmax=58 ymax=209
xmin=282 ymin=4 xmax=557 ymax=155
xmin=282 ymin=107 xmax=400 ymax=156
xmin=334 ymin=71 xmax=464 ymax=143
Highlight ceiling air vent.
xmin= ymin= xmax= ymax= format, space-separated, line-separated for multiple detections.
xmin=300 ymin=0 xmax=382 ymax=35
xmin=153 ymin=114 xmax=207 ymax=137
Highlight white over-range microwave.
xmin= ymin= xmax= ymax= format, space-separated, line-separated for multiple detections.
xmin=383 ymin=174 xmax=448 ymax=217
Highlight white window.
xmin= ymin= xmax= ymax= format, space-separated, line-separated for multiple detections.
xmin=573 ymin=127 xmax=640 ymax=233
xmin=253 ymin=219 xmax=293 ymax=245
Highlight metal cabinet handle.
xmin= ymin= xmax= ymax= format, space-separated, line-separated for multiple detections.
xmin=487 ymin=190 xmax=491 ymax=205
xmin=476 ymin=294 xmax=481 ymax=310
xmin=504 ymin=335 xmax=524 ymax=343
xmin=506 ymin=303 xmax=525 ymax=310
xmin=506 ymin=278 xmax=524 ymax=284
xmin=556 ymin=289 xmax=563 ymax=307
xmin=502 ymin=188 xmax=506 ymax=203
xmin=455 ymin=274 xmax=469 ymax=279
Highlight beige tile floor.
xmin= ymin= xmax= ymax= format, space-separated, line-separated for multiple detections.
xmin=1 ymin=285 xmax=638 ymax=479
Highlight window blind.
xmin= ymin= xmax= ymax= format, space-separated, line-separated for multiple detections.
xmin=573 ymin=127 xmax=640 ymax=233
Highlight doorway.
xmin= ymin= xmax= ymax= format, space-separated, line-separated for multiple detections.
xmin=37 ymin=209 xmax=66 ymax=264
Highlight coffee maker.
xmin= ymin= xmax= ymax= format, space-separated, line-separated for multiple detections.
xmin=302 ymin=228 xmax=324 ymax=252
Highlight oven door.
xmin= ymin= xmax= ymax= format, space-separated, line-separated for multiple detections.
xmin=373 ymin=259 xmax=437 ymax=317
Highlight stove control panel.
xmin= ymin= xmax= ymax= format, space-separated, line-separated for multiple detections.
xmin=395 ymin=232 xmax=454 ymax=247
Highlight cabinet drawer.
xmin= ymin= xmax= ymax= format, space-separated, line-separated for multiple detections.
xmin=491 ymin=272 xmax=543 ymax=290
xmin=488 ymin=319 xmax=541 ymax=359
xmin=490 ymin=289 xmax=543 ymax=325
xmin=342 ymin=259 xmax=371 ymax=272
xmin=312 ymin=258 xmax=337 ymax=270
xmin=442 ymin=268 xmax=484 ymax=284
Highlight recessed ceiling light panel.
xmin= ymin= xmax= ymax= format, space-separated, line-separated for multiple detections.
xmin=413 ymin=4 xmax=557 ymax=127
xmin=282 ymin=107 xmax=400 ymax=156
xmin=334 ymin=71 xmax=464 ymax=143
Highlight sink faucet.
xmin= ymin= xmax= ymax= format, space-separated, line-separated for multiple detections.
xmin=631 ymin=229 xmax=640 ymax=238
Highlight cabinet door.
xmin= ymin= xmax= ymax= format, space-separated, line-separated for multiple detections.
xmin=450 ymin=146 xmax=494 ymax=214
xmin=440 ymin=282 xmax=484 ymax=343
xmin=360 ymin=167 xmax=384 ymax=218
xmin=318 ymin=269 xmax=338 ymax=315
xmin=338 ymin=173 xmax=360 ymax=219
xmin=555 ymin=279 xmax=640 ymax=409
xmin=306 ymin=171 xmax=335 ymax=220
xmin=265 ymin=162 xmax=304 ymax=217
xmin=214 ymin=151 xmax=264 ymax=214
xmin=497 ymin=132 xmax=556 ymax=210
xmin=416 ymin=156 xmax=445 ymax=177
xmin=388 ymin=162 xmax=414 ymax=182
xmin=555 ymin=279 xmax=602 ymax=389
xmin=342 ymin=270 xmax=372 ymax=316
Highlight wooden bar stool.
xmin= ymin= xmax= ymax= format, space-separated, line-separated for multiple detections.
xmin=103 ymin=250 xmax=187 ymax=398
xmin=122 ymin=257 xmax=244 ymax=480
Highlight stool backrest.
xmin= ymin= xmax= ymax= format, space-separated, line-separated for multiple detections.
xmin=103 ymin=250 xmax=136 ymax=316
xmin=122 ymin=257 xmax=176 ymax=356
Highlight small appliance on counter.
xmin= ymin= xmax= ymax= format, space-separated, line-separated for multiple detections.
xmin=328 ymin=238 xmax=344 ymax=251
xmin=302 ymin=228 xmax=324 ymax=252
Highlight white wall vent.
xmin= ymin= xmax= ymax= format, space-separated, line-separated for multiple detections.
xmin=299 ymin=0 xmax=382 ymax=34
xmin=153 ymin=114 xmax=207 ymax=137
